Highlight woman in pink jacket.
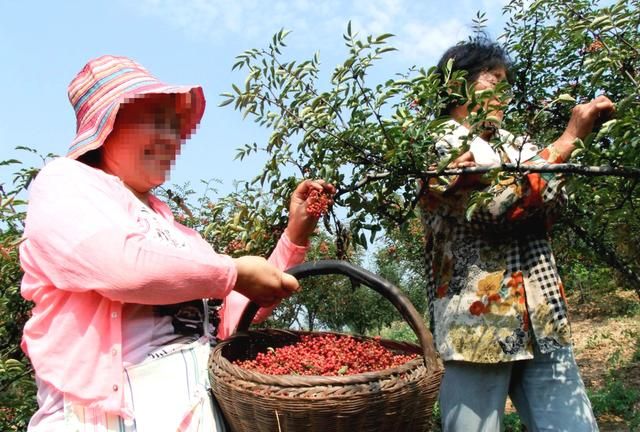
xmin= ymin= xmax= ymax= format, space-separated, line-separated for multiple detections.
xmin=20 ymin=55 xmax=334 ymax=431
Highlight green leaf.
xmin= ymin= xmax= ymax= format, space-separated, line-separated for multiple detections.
xmin=376 ymin=47 xmax=398 ymax=55
xmin=444 ymin=58 xmax=455 ymax=80
xmin=375 ymin=33 xmax=395 ymax=42
xmin=590 ymin=14 xmax=610 ymax=26
xmin=557 ymin=94 xmax=575 ymax=103
xmin=15 ymin=145 xmax=37 ymax=152
xmin=465 ymin=202 xmax=478 ymax=222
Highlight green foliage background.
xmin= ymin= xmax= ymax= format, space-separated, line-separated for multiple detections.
xmin=1 ymin=150 xmax=46 ymax=430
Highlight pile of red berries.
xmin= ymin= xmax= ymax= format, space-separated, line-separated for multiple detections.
xmin=233 ymin=334 xmax=418 ymax=376
xmin=224 ymin=239 xmax=245 ymax=254
xmin=306 ymin=190 xmax=330 ymax=218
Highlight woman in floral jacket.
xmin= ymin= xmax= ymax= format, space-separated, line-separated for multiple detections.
xmin=421 ymin=40 xmax=614 ymax=431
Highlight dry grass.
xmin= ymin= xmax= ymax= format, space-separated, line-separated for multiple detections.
xmin=570 ymin=290 xmax=640 ymax=431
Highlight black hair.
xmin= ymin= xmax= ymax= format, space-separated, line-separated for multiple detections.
xmin=77 ymin=148 xmax=102 ymax=168
xmin=436 ymin=38 xmax=513 ymax=114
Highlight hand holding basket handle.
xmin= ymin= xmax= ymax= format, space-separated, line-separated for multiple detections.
xmin=214 ymin=259 xmax=443 ymax=431
xmin=234 ymin=259 xmax=439 ymax=369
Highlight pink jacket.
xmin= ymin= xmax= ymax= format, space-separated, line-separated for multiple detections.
xmin=20 ymin=157 xmax=307 ymax=417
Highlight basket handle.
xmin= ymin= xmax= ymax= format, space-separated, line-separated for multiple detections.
xmin=233 ymin=259 xmax=439 ymax=367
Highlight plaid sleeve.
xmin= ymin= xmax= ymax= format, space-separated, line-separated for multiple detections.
xmin=468 ymin=144 xmax=569 ymax=224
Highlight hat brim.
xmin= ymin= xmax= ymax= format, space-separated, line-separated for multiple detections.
xmin=67 ymin=85 xmax=205 ymax=160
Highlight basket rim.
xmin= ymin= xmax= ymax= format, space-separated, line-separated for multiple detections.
xmin=211 ymin=328 xmax=434 ymax=387
xmin=235 ymin=260 xmax=440 ymax=365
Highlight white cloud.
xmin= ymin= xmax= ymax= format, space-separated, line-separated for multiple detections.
xmin=350 ymin=0 xmax=402 ymax=36
xmin=132 ymin=0 xmax=337 ymax=40
xmin=396 ymin=19 xmax=470 ymax=62
xmin=129 ymin=0 xmax=508 ymax=62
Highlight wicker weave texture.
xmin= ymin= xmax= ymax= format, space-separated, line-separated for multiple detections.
xmin=210 ymin=329 xmax=444 ymax=432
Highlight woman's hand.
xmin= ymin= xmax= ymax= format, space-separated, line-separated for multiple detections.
xmin=554 ymin=95 xmax=615 ymax=159
xmin=450 ymin=151 xmax=476 ymax=168
xmin=232 ymin=256 xmax=299 ymax=306
xmin=449 ymin=151 xmax=483 ymax=187
xmin=427 ymin=151 xmax=476 ymax=170
xmin=564 ymin=95 xmax=615 ymax=140
xmin=285 ymin=179 xmax=336 ymax=246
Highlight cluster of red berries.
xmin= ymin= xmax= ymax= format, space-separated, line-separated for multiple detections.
xmin=317 ymin=241 xmax=330 ymax=256
xmin=233 ymin=334 xmax=418 ymax=376
xmin=581 ymin=38 xmax=604 ymax=54
xmin=585 ymin=40 xmax=604 ymax=53
xmin=306 ymin=190 xmax=330 ymax=218
xmin=224 ymin=239 xmax=245 ymax=254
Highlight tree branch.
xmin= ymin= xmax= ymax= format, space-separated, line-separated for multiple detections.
xmin=265 ymin=50 xmax=350 ymax=130
xmin=565 ymin=217 xmax=640 ymax=299
xmin=336 ymin=163 xmax=640 ymax=198
xmin=0 ymin=367 xmax=33 ymax=394
xmin=252 ymin=92 xmax=384 ymax=166
xmin=435 ymin=163 xmax=640 ymax=178
xmin=351 ymin=67 xmax=399 ymax=162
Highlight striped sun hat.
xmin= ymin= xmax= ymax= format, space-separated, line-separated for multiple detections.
xmin=66 ymin=55 xmax=206 ymax=160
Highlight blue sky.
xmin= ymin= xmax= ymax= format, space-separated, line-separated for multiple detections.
xmin=0 ymin=0 xmax=507 ymax=197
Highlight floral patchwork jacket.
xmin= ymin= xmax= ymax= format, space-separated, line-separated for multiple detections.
xmin=420 ymin=121 xmax=571 ymax=363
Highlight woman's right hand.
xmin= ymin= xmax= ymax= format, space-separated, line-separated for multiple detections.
xmin=553 ymin=95 xmax=615 ymax=160
xmin=232 ymin=256 xmax=300 ymax=307
xmin=563 ymin=95 xmax=615 ymax=140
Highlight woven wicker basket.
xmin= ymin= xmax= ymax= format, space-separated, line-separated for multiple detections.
xmin=210 ymin=260 xmax=444 ymax=432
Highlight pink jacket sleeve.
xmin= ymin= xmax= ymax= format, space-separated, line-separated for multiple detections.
xmin=216 ymin=233 xmax=308 ymax=339
xmin=21 ymin=158 xmax=237 ymax=304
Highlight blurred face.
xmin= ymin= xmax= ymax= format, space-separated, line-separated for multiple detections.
xmin=472 ymin=66 xmax=510 ymax=122
xmin=101 ymin=94 xmax=182 ymax=194
xmin=451 ymin=66 xmax=511 ymax=124
xmin=474 ymin=66 xmax=508 ymax=91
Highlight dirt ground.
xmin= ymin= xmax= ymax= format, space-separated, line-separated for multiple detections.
xmin=505 ymin=290 xmax=640 ymax=431
xmin=571 ymin=290 xmax=640 ymax=431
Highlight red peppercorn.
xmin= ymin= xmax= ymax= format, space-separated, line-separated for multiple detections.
xmin=233 ymin=334 xmax=418 ymax=376
xmin=306 ymin=190 xmax=330 ymax=217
